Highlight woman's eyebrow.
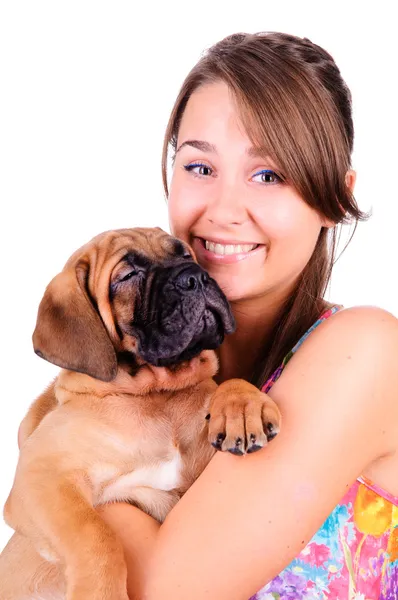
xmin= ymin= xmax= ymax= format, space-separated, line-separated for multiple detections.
xmin=247 ymin=147 xmax=278 ymax=168
xmin=246 ymin=146 xmax=269 ymax=158
xmin=176 ymin=140 xmax=217 ymax=153
xmin=175 ymin=140 xmax=274 ymax=164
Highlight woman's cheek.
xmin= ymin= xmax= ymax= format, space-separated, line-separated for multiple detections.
xmin=257 ymin=207 xmax=301 ymax=242
xmin=168 ymin=198 xmax=193 ymax=242
xmin=259 ymin=200 xmax=321 ymax=243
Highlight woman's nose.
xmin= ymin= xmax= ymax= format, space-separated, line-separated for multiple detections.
xmin=205 ymin=183 xmax=247 ymax=227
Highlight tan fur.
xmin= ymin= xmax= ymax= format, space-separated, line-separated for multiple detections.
xmin=0 ymin=228 xmax=281 ymax=600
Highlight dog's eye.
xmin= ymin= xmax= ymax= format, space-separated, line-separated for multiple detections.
xmin=120 ymin=270 xmax=138 ymax=283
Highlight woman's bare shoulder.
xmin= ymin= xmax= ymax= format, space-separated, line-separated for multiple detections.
xmin=270 ymin=304 xmax=398 ymax=450
xmin=283 ymin=304 xmax=398 ymax=384
xmin=327 ymin=304 xmax=397 ymax=329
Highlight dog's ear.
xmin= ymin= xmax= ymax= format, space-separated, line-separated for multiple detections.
xmin=32 ymin=261 xmax=118 ymax=381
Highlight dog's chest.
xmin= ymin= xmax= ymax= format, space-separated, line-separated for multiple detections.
xmin=92 ymin=448 xmax=184 ymax=504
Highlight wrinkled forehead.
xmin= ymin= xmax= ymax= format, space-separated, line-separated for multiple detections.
xmin=102 ymin=227 xmax=190 ymax=263
xmin=66 ymin=227 xmax=191 ymax=270
xmin=118 ymin=227 xmax=190 ymax=261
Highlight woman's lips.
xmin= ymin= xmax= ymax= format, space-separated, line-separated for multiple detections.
xmin=192 ymin=237 xmax=266 ymax=265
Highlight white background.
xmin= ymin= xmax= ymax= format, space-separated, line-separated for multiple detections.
xmin=0 ymin=0 xmax=397 ymax=551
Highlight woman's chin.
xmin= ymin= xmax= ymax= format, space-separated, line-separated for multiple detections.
xmin=208 ymin=271 xmax=272 ymax=303
xmin=213 ymin=279 xmax=260 ymax=303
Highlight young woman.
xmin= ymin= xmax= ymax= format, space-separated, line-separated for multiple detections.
xmin=100 ymin=32 xmax=398 ymax=599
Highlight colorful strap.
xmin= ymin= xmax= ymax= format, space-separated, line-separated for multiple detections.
xmin=261 ymin=305 xmax=341 ymax=394
xmin=358 ymin=475 xmax=398 ymax=507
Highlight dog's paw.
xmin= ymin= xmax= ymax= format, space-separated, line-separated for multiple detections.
xmin=207 ymin=379 xmax=281 ymax=455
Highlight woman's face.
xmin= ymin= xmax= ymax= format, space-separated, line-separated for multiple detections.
xmin=168 ymin=81 xmax=328 ymax=303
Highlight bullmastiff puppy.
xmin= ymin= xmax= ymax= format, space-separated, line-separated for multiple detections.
xmin=0 ymin=227 xmax=281 ymax=600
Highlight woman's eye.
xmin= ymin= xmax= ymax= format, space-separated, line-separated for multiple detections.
xmin=183 ymin=163 xmax=213 ymax=177
xmin=252 ymin=169 xmax=283 ymax=184
xmin=120 ymin=270 xmax=137 ymax=283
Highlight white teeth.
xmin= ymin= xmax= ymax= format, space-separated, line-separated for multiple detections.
xmin=204 ymin=240 xmax=258 ymax=255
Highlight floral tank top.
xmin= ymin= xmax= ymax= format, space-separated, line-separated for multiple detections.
xmin=251 ymin=306 xmax=398 ymax=600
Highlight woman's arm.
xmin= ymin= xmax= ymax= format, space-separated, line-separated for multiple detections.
xmin=99 ymin=307 xmax=398 ymax=600
xmin=97 ymin=503 xmax=160 ymax=600
xmin=138 ymin=306 xmax=398 ymax=599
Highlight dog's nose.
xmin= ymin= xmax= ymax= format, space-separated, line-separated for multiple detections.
xmin=174 ymin=265 xmax=209 ymax=292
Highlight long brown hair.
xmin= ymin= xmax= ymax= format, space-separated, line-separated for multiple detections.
xmin=162 ymin=32 xmax=368 ymax=388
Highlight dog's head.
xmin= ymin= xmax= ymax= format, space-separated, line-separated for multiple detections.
xmin=32 ymin=228 xmax=235 ymax=381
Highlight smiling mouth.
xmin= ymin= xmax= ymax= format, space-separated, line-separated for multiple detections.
xmin=198 ymin=238 xmax=262 ymax=256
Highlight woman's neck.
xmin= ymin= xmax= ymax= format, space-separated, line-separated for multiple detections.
xmin=214 ymin=290 xmax=331 ymax=385
xmin=214 ymin=295 xmax=283 ymax=385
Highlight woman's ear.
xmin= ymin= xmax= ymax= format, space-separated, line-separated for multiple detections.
xmin=345 ymin=169 xmax=357 ymax=193
xmin=321 ymin=217 xmax=336 ymax=228
xmin=321 ymin=169 xmax=358 ymax=228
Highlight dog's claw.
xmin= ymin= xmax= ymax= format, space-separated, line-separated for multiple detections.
xmin=228 ymin=446 xmax=244 ymax=456
xmin=266 ymin=422 xmax=279 ymax=442
xmin=247 ymin=444 xmax=263 ymax=453
xmin=224 ymin=436 xmax=245 ymax=456
xmin=211 ymin=432 xmax=226 ymax=450
xmin=246 ymin=431 xmax=267 ymax=453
